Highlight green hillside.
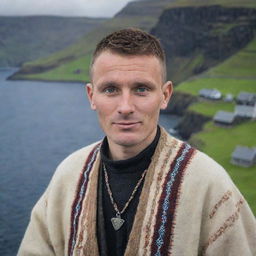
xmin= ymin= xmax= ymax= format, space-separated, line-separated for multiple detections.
xmin=165 ymin=0 xmax=256 ymax=8
xmin=177 ymin=38 xmax=256 ymax=116
xmin=0 ymin=16 xmax=106 ymax=67
xmin=176 ymin=38 xmax=256 ymax=214
xmin=9 ymin=1 xmax=166 ymax=81
xmin=10 ymin=0 xmax=256 ymax=82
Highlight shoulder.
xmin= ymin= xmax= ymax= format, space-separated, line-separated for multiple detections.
xmin=189 ymin=149 xmax=230 ymax=182
xmin=180 ymin=145 xmax=238 ymax=196
xmin=57 ymin=141 xmax=101 ymax=173
xmin=180 ymin=146 xmax=250 ymax=218
xmin=49 ymin=141 xmax=102 ymax=191
xmin=161 ymin=128 xmax=230 ymax=186
xmin=165 ymin=133 xmax=237 ymax=197
xmin=160 ymin=129 xmax=229 ymax=187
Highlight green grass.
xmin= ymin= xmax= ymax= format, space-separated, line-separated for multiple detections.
xmin=190 ymin=121 xmax=256 ymax=214
xmin=176 ymin=37 xmax=256 ymax=95
xmin=189 ymin=100 xmax=235 ymax=117
xmin=16 ymin=14 xmax=160 ymax=82
xmin=207 ymin=39 xmax=256 ymax=78
xmin=0 ymin=16 xmax=106 ymax=67
xmin=210 ymin=23 xmax=238 ymax=36
xmin=166 ymin=53 xmax=205 ymax=83
xmin=25 ymin=54 xmax=92 ymax=82
xmin=176 ymin=78 xmax=256 ymax=96
xmin=176 ymin=35 xmax=256 ymax=215
xmin=14 ymin=0 xmax=256 ymax=82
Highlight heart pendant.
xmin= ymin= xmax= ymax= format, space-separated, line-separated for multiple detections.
xmin=111 ymin=216 xmax=125 ymax=231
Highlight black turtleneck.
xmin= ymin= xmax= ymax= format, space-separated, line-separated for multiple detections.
xmin=97 ymin=126 xmax=160 ymax=256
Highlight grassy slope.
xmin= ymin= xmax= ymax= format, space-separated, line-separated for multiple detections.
xmin=176 ymin=38 xmax=256 ymax=214
xmin=15 ymin=11 xmax=160 ymax=82
xmin=14 ymin=0 xmax=256 ymax=82
xmin=190 ymin=122 xmax=256 ymax=212
xmin=0 ymin=16 xmax=106 ymax=67
xmin=165 ymin=0 xmax=256 ymax=8
xmin=176 ymin=38 xmax=256 ymax=116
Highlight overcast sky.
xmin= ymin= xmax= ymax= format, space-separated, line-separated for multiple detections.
xmin=0 ymin=0 xmax=135 ymax=17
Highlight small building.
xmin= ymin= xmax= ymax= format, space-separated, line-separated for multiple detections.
xmin=213 ymin=111 xmax=235 ymax=126
xmin=236 ymin=92 xmax=256 ymax=106
xmin=224 ymin=93 xmax=234 ymax=102
xmin=73 ymin=69 xmax=81 ymax=74
xmin=231 ymin=146 xmax=256 ymax=167
xmin=199 ymin=89 xmax=222 ymax=100
xmin=234 ymin=104 xmax=256 ymax=119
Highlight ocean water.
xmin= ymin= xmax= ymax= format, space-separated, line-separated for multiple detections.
xmin=0 ymin=68 xmax=180 ymax=255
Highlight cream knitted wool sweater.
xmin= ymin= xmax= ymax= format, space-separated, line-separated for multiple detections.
xmin=18 ymin=128 xmax=256 ymax=256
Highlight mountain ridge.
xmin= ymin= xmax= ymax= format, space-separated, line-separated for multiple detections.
xmin=0 ymin=16 xmax=107 ymax=67
xmin=7 ymin=0 xmax=256 ymax=83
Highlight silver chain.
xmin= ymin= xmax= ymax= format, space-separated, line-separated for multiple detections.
xmin=103 ymin=164 xmax=147 ymax=216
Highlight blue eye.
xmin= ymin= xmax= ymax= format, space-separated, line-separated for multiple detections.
xmin=104 ymin=87 xmax=117 ymax=94
xmin=136 ymin=87 xmax=149 ymax=93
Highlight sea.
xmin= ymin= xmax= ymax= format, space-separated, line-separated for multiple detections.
xmin=0 ymin=68 xmax=180 ymax=255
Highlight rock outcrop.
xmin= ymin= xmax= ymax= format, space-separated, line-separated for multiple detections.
xmin=152 ymin=5 xmax=256 ymax=83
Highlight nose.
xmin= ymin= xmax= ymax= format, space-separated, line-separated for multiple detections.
xmin=117 ymin=92 xmax=135 ymax=115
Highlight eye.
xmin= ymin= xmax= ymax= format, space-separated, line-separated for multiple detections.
xmin=135 ymin=86 xmax=150 ymax=94
xmin=137 ymin=87 xmax=147 ymax=92
xmin=103 ymin=87 xmax=118 ymax=94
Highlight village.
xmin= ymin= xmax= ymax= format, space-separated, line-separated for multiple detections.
xmin=199 ymin=89 xmax=256 ymax=167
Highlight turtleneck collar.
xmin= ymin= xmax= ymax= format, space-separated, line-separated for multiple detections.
xmin=100 ymin=126 xmax=160 ymax=174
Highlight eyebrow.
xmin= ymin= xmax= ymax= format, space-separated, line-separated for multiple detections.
xmin=133 ymin=81 xmax=156 ymax=88
xmin=97 ymin=81 xmax=119 ymax=90
xmin=97 ymin=79 xmax=156 ymax=89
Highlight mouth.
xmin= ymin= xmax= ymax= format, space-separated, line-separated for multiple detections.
xmin=113 ymin=121 xmax=141 ymax=129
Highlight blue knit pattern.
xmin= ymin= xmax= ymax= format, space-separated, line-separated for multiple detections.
xmin=70 ymin=145 xmax=100 ymax=256
xmin=155 ymin=143 xmax=191 ymax=256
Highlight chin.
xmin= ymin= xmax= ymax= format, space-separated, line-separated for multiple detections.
xmin=112 ymin=135 xmax=143 ymax=148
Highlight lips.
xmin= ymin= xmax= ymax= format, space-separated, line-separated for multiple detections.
xmin=113 ymin=121 xmax=141 ymax=129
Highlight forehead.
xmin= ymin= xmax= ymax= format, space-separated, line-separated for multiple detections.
xmin=91 ymin=51 xmax=163 ymax=84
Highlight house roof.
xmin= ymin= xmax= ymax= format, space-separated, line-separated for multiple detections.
xmin=237 ymin=92 xmax=256 ymax=103
xmin=213 ymin=111 xmax=235 ymax=123
xmin=235 ymin=105 xmax=256 ymax=117
xmin=232 ymin=146 xmax=256 ymax=161
xmin=199 ymin=89 xmax=222 ymax=99
xmin=225 ymin=94 xmax=233 ymax=101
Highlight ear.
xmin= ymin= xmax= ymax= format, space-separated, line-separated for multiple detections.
xmin=86 ymin=83 xmax=96 ymax=110
xmin=161 ymin=81 xmax=173 ymax=110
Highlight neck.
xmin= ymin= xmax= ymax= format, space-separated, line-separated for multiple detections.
xmin=107 ymin=128 xmax=158 ymax=161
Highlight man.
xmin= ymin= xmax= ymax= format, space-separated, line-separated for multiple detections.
xmin=18 ymin=28 xmax=256 ymax=256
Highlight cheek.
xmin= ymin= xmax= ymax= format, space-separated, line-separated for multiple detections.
xmin=94 ymin=99 xmax=115 ymax=119
xmin=138 ymin=97 xmax=162 ymax=116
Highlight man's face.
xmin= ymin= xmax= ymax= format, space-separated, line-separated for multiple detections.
xmin=87 ymin=51 xmax=172 ymax=156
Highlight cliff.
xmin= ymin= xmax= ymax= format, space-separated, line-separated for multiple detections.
xmin=8 ymin=1 xmax=256 ymax=82
xmin=152 ymin=5 xmax=256 ymax=83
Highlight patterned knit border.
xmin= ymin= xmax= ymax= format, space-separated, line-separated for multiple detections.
xmin=68 ymin=144 xmax=101 ymax=256
xmin=151 ymin=142 xmax=195 ymax=256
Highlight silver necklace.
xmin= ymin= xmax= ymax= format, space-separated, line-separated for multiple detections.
xmin=103 ymin=164 xmax=147 ymax=231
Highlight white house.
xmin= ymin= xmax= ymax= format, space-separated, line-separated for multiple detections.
xmin=199 ymin=89 xmax=222 ymax=100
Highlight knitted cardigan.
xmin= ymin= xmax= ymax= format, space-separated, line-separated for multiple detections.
xmin=18 ymin=127 xmax=256 ymax=256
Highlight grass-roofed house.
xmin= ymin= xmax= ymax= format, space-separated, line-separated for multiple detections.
xmin=213 ymin=111 xmax=236 ymax=126
xmin=199 ymin=89 xmax=222 ymax=100
xmin=236 ymin=92 xmax=256 ymax=106
xmin=235 ymin=105 xmax=256 ymax=120
xmin=231 ymin=146 xmax=256 ymax=167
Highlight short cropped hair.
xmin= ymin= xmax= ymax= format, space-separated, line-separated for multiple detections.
xmin=90 ymin=28 xmax=166 ymax=81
